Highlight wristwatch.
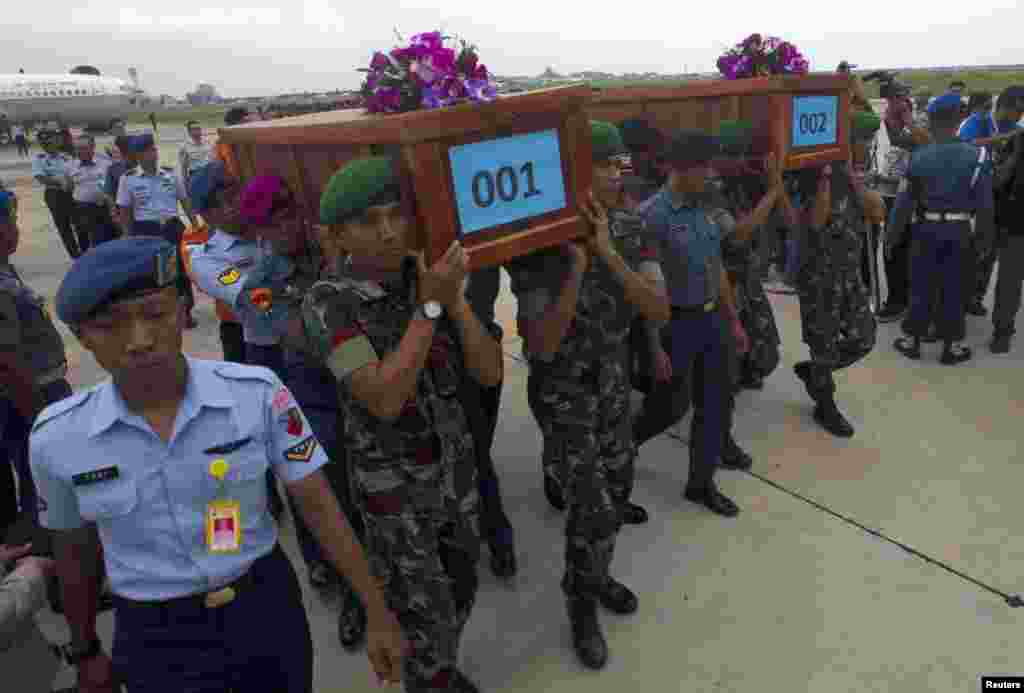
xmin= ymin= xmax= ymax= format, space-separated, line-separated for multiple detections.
xmin=413 ymin=300 xmax=443 ymax=322
xmin=67 ymin=636 xmax=103 ymax=665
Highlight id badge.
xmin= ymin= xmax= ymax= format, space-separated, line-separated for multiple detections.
xmin=206 ymin=499 xmax=242 ymax=553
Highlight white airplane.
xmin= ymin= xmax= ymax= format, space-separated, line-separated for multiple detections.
xmin=0 ymin=68 xmax=154 ymax=130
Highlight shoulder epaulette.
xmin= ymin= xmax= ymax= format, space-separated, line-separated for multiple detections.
xmin=213 ymin=361 xmax=278 ymax=385
xmin=31 ymin=388 xmax=94 ymax=433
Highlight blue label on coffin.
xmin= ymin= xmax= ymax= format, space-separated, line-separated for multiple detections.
xmin=448 ymin=129 xmax=568 ymax=236
xmin=792 ymin=95 xmax=839 ymax=148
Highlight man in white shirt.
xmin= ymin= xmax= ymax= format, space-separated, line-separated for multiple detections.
xmin=178 ymin=120 xmax=215 ymax=195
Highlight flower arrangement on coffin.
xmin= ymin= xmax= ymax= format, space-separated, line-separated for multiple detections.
xmin=359 ymin=31 xmax=498 ymax=114
xmin=716 ymin=34 xmax=809 ymax=80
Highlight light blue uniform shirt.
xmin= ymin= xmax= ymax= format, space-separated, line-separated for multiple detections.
xmin=642 ymin=187 xmax=728 ymax=308
xmin=66 ymin=155 xmax=113 ymax=204
xmin=29 ymin=358 xmax=328 ymax=601
xmin=116 ymin=166 xmax=187 ymax=223
xmin=189 ymin=229 xmax=287 ymax=346
xmin=31 ymin=153 xmax=71 ymax=187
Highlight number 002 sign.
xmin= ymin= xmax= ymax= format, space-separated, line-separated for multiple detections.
xmin=448 ymin=129 xmax=568 ymax=236
xmin=791 ymin=95 xmax=839 ymax=148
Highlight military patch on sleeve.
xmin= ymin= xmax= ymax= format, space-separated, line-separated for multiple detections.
xmin=283 ymin=436 xmax=317 ymax=462
xmin=271 ymin=386 xmax=294 ymax=416
xmin=285 ymin=407 xmax=303 ymax=436
xmin=326 ymin=327 xmax=379 ymax=382
xmin=218 ymin=267 xmax=241 ymax=286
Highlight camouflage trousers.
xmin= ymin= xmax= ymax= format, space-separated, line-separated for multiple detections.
xmin=728 ymin=265 xmax=781 ymax=380
xmin=360 ymin=506 xmax=480 ymax=691
xmin=526 ymin=348 xmax=633 ymax=598
xmin=797 ymin=231 xmax=877 ymax=397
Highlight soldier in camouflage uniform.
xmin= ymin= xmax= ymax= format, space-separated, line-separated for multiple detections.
xmin=783 ymin=162 xmax=884 ymax=437
xmin=708 ymin=153 xmax=786 ymax=470
xmin=299 ymin=156 xmax=503 ymax=693
xmin=505 ymin=122 xmax=670 ymax=670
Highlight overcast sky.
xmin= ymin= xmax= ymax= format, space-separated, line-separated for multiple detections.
xmin=6 ymin=1 xmax=1022 ymax=97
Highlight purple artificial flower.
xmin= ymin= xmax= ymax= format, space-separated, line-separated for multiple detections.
xmin=465 ymin=78 xmax=496 ymax=101
xmin=410 ymin=31 xmax=444 ymax=52
xmin=377 ymin=87 xmax=403 ymax=112
xmin=420 ymin=85 xmax=448 ymax=109
xmin=421 ymin=47 xmax=457 ymax=78
xmin=460 ymin=50 xmax=478 ymax=75
xmin=370 ymin=51 xmax=390 ymax=71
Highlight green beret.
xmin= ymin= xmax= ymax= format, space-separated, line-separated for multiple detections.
xmin=717 ymin=120 xmax=755 ymax=157
xmin=590 ymin=121 xmax=625 ymax=162
xmin=851 ymin=111 xmax=882 ymax=142
xmin=320 ymin=156 xmax=401 ymax=225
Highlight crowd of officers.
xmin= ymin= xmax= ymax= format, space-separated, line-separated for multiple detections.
xmin=0 ymin=83 xmax=1020 ymax=692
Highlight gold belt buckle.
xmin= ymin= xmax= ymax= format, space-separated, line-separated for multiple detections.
xmin=203 ymin=586 xmax=236 ymax=609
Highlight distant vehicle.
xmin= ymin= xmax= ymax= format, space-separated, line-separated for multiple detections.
xmin=0 ymin=67 xmax=153 ymax=131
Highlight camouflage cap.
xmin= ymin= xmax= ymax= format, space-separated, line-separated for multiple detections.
xmin=590 ymin=120 xmax=626 ymax=162
xmin=319 ymin=156 xmax=401 ymax=225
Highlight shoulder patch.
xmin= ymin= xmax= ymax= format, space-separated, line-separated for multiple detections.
xmin=31 ymin=388 xmax=93 ymax=433
xmin=218 ymin=267 xmax=241 ymax=286
xmin=283 ymin=436 xmax=317 ymax=462
xmin=212 ymin=362 xmax=278 ymax=385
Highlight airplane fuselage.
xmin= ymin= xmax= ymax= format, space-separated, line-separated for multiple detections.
xmin=0 ymin=74 xmax=153 ymax=129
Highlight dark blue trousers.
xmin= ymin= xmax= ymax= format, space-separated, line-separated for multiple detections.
xmin=669 ymin=309 xmax=728 ymax=491
xmin=278 ymin=353 xmax=364 ymax=570
xmin=112 ymin=545 xmax=313 ymax=693
xmin=903 ymin=222 xmax=970 ymax=341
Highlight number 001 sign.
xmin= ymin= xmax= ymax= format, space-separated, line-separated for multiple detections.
xmin=448 ymin=129 xmax=568 ymax=236
xmin=791 ymin=95 xmax=839 ymax=148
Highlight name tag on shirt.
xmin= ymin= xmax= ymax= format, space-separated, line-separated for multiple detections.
xmin=72 ymin=466 xmax=120 ymax=487
xmin=206 ymin=500 xmax=242 ymax=553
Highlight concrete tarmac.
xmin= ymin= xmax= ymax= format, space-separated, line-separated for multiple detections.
xmin=2 ymin=128 xmax=1022 ymax=692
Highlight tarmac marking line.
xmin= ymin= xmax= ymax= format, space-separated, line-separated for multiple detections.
xmin=664 ymin=430 xmax=1024 ymax=609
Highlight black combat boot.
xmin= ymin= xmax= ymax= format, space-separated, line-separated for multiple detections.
xmin=598 ymin=578 xmax=639 ymax=615
xmin=337 ymin=581 xmax=367 ymax=652
xmin=544 ymin=475 xmax=566 ymax=512
xmin=813 ymin=397 xmax=854 ymax=438
xmin=991 ymin=329 xmax=1014 ymax=354
xmin=720 ymin=434 xmax=753 ymax=470
xmin=567 ymin=596 xmax=608 ymax=669
xmin=621 ymin=502 xmax=649 ymax=525
xmin=451 ymin=670 xmax=481 ymax=693
xmin=940 ymin=341 xmax=972 ymax=365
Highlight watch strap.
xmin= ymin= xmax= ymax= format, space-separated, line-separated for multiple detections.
xmin=68 ymin=637 xmax=102 ymax=664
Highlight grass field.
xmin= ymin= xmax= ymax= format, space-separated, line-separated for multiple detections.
xmin=126 ymin=105 xmax=229 ymax=129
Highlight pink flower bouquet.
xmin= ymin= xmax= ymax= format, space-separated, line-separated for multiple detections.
xmin=359 ymin=31 xmax=498 ymax=114
xmin=717 ymin=34 xmax=809 ymax=80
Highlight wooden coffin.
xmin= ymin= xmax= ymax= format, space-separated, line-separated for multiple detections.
xmin=585 ymin=74 xmax=852 ymax=171
xmin=217 ymin=85 xmax=593 ymax=269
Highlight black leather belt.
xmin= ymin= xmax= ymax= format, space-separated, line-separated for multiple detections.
xmin=114 ymin=565 xmax=257 ymax=610
xmin=672 ymin=301 xmax=717 ymax=316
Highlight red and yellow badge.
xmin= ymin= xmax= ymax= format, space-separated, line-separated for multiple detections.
xmin=218 ymin=267 xmax=241 ymax=286
xmin=249 ymin=288 xmax=272 ymax=311
xmin=271 ymin=386 xmax=293 ymax=416
xmin=285 ymin=407 xmax=303 ymax=436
